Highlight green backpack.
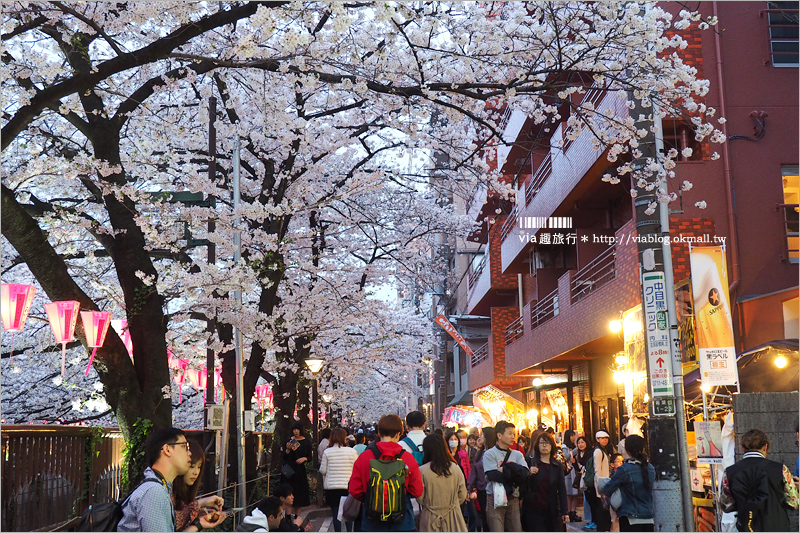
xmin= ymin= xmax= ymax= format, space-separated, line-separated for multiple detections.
xmin=583 ymin=448 xmax=606 ymax=489
xmin=365 ymin=442 xmax=407 ymax=524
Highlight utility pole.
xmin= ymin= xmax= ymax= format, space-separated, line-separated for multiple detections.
xmin=204 ymin=96 xmax=218 ymax=493
xmin=232 ymin=138 xmax=247 ymax=517
xmin=629 ymin=92 xmax=695 ymax=530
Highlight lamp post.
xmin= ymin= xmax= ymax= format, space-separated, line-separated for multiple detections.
xmin=304 ymin=357 xmax=325 ymax=462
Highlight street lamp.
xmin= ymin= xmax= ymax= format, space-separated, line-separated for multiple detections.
xmin=305 ymin=357 xmax=325 ymax=462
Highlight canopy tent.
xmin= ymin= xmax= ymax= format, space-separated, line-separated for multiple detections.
xmin=684 ymin=339 xmax=798 ymax=417
xmin=472 ymin=385 xmax=525 ymax=427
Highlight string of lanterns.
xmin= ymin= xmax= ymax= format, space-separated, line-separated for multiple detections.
xmin=2 ymin=283 xmax=275 ymax=408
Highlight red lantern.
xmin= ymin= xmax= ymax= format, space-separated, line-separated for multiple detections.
xmin=1 ymin=284 xmax=36 ymax=332
xmin=111 ymin=319 xmax=133 ymax=358
xmin=44 ymin=301 xmax=80 ymax=377
xmin=80 ymin=311 xmax=112 ymax=376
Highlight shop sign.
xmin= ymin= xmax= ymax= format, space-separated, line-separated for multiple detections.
xmin=442 ymin=406 xmax=483 ymax=427
xmin=689 ymin=246 xmax=739 ymax=387
xmin=642 ymin=272 xmax=675 ymax=416
xmin=695 ymin=421 xmax=724 ymax=465
xmin=434 ymin=315 xmax=474 ymax=356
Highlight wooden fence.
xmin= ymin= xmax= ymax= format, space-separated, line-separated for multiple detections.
xmin=1 ymin=425 xmax=124 ymax=532
xmin=1 ymin=426 xmax=276 ymax=531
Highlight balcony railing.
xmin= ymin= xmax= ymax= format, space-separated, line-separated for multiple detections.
xmin=525 ymin=154 xmax=552 ymax=206
xmin=530 ymin=288 xmax=559 ymax=329
xmin=471 ymin=342 xmax=489 ymax=367
xmin=468 ymin=253 xmax=488 ymax=291
xmin=505 ymin=315 xmax=524 ymax=345
xmin=571 ymin=246 xmax=617 ymax=302
xmin=500 ymin=206 xmax=519 ymax=242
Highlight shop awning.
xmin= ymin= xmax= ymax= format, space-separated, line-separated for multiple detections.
xmin=684 ymin=339 xmax=799 ymax=398
xmin=448 ymin=390 xmax=473 ymax=407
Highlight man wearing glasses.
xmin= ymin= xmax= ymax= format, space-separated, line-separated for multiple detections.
xmin=118 ymin=428 xmax=194 ymax=532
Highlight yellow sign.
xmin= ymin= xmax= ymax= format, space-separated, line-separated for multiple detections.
xmin=689 ymin=246 xmax=739 ymax=386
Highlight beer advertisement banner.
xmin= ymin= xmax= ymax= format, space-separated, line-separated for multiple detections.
xmin=689 ymin=246 xmax=739 ymax=387
xmin=675 ymin=278 xmax=698 ymax=365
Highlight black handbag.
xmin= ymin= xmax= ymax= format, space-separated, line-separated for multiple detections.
xmin=572 ymin=471 xmax=582 ymax=490
xmin=281 ymin=463 xmax=295 ymax=479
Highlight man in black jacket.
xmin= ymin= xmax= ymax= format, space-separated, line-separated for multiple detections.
xmin=719 ymin=428 xmax=798 ymax=532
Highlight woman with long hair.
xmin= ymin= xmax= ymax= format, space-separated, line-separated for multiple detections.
xmin=562 ymin=430 xmax=581 ymax=522
xmin=467 ymin=427 xmax=495 ymax=531
xmin=320 ymin=428 xmax=358 ymax=532
xmin=173 ymin=441 xmax=226 ymax=532
xmin=446 ymin=431 xmax=459 ymax=457
xmin=598 ymin=435 xmax=655 ymax=532
xmin=574 ymin=436 xmax=593 ymax=528
xmin=523 ymin=432 xmax=569 ymax=532
xmin=418 ymin=434 xmax=468 ymax=532
xmin=281 ymin=420 xmax=313 ymax=513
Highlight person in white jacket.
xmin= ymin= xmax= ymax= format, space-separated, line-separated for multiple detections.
xmin=235 ymin=496 xmax=283 ymax=532
xmin=319 ymin=428 xmax=358 ymax=532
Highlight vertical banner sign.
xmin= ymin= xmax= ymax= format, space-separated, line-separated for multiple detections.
xmin=622 ymin=305 xmax=648 ymax=416
xmin=690 ymin=246 xmax=739 ymax=387
xmin=642 ymin=272 xmax=675 ymax=416
xmin=434 ymin=315 xmax=474 ymax=356
xmin=674 ymin=278 xmax=698 ymax=365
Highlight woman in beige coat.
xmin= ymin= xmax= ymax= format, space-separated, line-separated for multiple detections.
xmin=418 ymin=434 xmax=468 ymax=532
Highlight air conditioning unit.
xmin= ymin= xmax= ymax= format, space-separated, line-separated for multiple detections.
xmin=206 ymin=404 xmax=225 ymax=430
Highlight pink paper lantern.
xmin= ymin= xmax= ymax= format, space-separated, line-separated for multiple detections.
xmin=44 ymin=301 xmax=80 ymax=377
xmin=1 ymin=284 xmax=36 ymax=333
xmin=111 ymin=319 xmax=133 ymax=358
xmin=80 ymin=311 xmax=112 ymax=376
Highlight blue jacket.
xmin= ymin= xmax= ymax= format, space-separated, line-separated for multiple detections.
xmin=600 ymin=460 xmax=656 ymax=519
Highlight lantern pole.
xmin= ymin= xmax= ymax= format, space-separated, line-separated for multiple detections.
xmin=232 ymin=137 xmax=247 ymax=516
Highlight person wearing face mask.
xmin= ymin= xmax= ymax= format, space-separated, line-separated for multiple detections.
xmin=446 ymin=431 xmax=459 ymax=458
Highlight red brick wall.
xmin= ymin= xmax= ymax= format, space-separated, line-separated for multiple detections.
xmin=490 ymin=307 xmax=519 ymax=379
xmin=665 ymin=25 xmax=704 ymax=80
xmin=670 ymin=218 xmax=717 ymax=283
xmin=489 ymin=216 xmax=518 ymax=290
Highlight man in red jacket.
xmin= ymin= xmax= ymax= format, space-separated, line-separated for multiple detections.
xmin=348 ymin=414 xmax=423 ymax=531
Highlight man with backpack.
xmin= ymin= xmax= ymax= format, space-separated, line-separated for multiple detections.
xmin=483 ymin=420 xmax=528 ymax=532
xmin=348 ymin=414 xmax=423 ymax=531
xmin=719 ymin=428 xmax=798 ymax=531
xmin=399 ymin=411 xmax=426 ymax=465
xmin=117 ymin=428 xmax=193 ymax=532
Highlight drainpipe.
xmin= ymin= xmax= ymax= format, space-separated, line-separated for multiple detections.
xmin=517 ymin=273 xmax=524 ymax=317
xmin=713 ymin=1 xmax=741 ymax=296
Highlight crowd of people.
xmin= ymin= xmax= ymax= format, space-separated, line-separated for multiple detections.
xmin=110 ymin=416 xmax=798 ymax=533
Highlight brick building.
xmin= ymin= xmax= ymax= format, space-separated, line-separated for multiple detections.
xmin=448 ymin=2 xmax=798 ymax=439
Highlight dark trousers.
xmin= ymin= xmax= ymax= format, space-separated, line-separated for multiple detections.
xmin=619 ymin=516 xmax=654 ymax=532
xmin=325 ymin=489 xmax=352 ymax=532
xmin=584 ymin=487 xmax=611 ymax=532
xmin=523 ymin=506 xmax=563 ymax=532
xmin=462 ymin=499 xmax=478 ymax=531
xmin=477 ymin=490 xmax=488 ymax=531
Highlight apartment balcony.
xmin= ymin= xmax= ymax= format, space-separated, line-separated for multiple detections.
xmin=466 ymin=252 xmax=491 ymax=314
xmin=504 ymin=220 xmax=640 ymax=376
xmin=500 ymin=89 xmax=628 ymax=272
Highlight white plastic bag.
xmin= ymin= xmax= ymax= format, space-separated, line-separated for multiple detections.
xmin=493 ymin=482 xmax=508 ymax=508
xmin=338 ymin=495 xmax=347 ymax=522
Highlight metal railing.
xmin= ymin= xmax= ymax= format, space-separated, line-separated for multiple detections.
xmin=525 ymin=154 xmax=552 ymax=205
xmin=570 ymin=246 xmax=617 ymax=302
xmin=471 ymin=342 xmax=489 ymax=367
xmin=468 ymin=253 xmax=488 ymax=291
xmin=505 ymin=316 xmax=524 ymax=345
xmin=530 ymin=288 xmax=559 ymax=329
xmin=499 ymin=206 xmax=518 ymax=242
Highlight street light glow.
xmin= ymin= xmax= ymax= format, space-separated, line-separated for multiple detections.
xmin=609 ymin=320 xmax=622 ymax=333
xmin=305 ymin=357 xmax=325 ymax=374
xmin=532 ymin=377 xmax=543 ymax=387
xmin=775 ymin=355 xmax=788 ymax=369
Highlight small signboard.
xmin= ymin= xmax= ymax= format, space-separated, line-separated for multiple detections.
xmin=695 ymin=421 xmax=724 ymax=465
xmin=642 ymin=272 xmax=676 ymax=416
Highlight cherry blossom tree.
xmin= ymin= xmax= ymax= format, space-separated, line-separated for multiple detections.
xmin=2 ymin=1 xmax=725 ymax=477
